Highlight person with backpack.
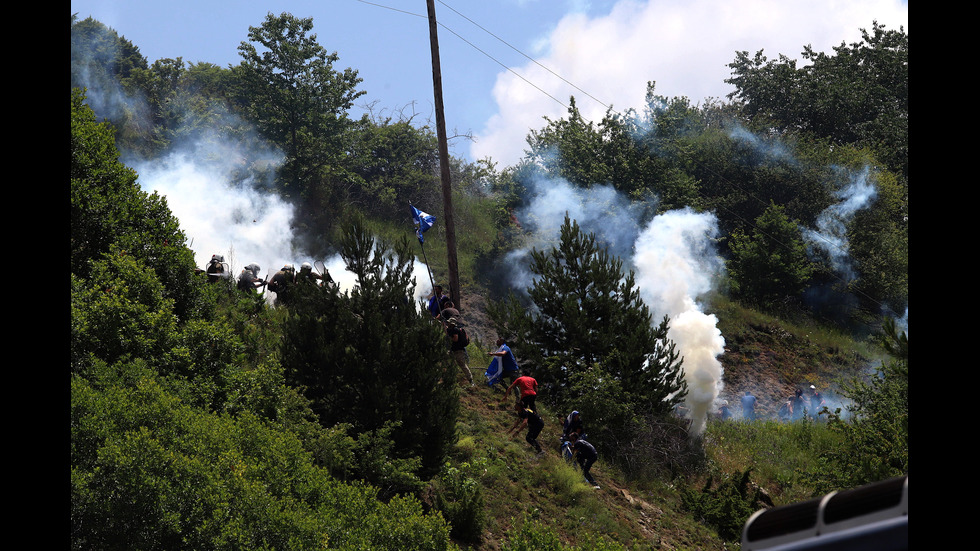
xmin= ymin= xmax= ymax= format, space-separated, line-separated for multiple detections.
xmin=446 ymin=317 xmax=474 ymax=385
xmin=507 ymin=399 xmax=544 ymax=454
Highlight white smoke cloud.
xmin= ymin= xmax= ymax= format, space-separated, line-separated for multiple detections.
xmin=506 ymin=171 xmax=726 ymax=435
xmin=472 ymin=0 xmax=909 ymax=166
xmin=506 ymin=174 xmax=643 ymax=291
xmin=134 ymin=151 xmax=293 ymax=281
xmin=632 ymin=208 xmax=726 ymax=436
xmin=135 ymin=148 xmax=433 ymax=306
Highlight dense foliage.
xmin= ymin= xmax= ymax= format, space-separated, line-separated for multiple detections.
xmin=727 ymin=22 xmax=908 ymax=178
xmin=279 ymin=216 xmax=459 ymax=482
xmin=817 ymin=318 xmax=908 ymax=490
xmin=71 ymin=11 xmax=907 ymax=548
xmin=729 ymin=202 xmax=815 ymax=304
xmin=70 ymin=89 xmax=455 ymax=548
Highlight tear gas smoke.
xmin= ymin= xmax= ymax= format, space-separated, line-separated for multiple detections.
xmin=803 ymin=165 xmax=877 ymax=282
xmin=134 ymin=149 xmax=433 ymax=305
xmin=632 ymin=208 xmax=726 ymax=436
xmin=506 ymin=174 xmax=643 ymax=292
xmin=729 ymin=125 xmax=795 ymax=163
xmin=510 ymin=173 xmax=726 ymax=436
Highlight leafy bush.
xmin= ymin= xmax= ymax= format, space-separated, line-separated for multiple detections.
xmin=435 ymin=460 xmax=486 ymax=544
xmin=816 ymin=318 xmax=907 ymax=490
xmin=71 ymin=376 xmax=454 ymax=550
xmin=681 ymin=468 xmax=769 ymax=542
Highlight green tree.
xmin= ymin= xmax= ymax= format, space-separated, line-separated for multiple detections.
xmin=817 ymin=318 xmax=908 ymax=490
xmin=71 ymin=88 xmax=208 ymax=321
xmin=727 ymin=23 xmax=908 ymax=178
xmin=71 ymin=377 xmax=454 ymax=550
xmin=280 ymin=216 xmax=459 ymax=480
xmin=491 ymin=215 xmax=686 ymax=414
xmin=728 ymin=202 xmax=814 ymax=305
xmin=236 ymin=12 xmax=364 ymax=190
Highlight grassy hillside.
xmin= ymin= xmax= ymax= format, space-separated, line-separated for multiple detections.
xmin=439 ymin=288 xmax=884 ymax=549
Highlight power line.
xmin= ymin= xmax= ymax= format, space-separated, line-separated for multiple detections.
xmin=354 ymin=0 xmax=903 ymax=319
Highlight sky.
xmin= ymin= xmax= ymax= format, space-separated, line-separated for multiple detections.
xmin=71 ymin=0 xmax=908 ymax=168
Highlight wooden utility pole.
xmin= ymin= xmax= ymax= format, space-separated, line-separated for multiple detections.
xmin=425 ymin=0 xmax=462 ymax=309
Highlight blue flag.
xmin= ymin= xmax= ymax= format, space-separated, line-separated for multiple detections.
xmin=485 ymin=357 xmax=502 ymax=387
xmin=411 ymin=205 xmax=436 ymax=243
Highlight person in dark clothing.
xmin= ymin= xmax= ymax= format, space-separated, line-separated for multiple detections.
xmin=507 ymin=400 xmax=544 ymax=454
xmin=446 ymin=317 xmax=474 ymax=385
xmin=809 ymin=385 xmax=826 ymax=417
xmin=569 ymin=432 xmax=599 ymax=488
xmin=563 ymin=411 xmax=584 ymax=438
xmin=790 ymin=388 xmax=806 ymax=421
xmin=237 ymin=263 xmax=264 ymax=292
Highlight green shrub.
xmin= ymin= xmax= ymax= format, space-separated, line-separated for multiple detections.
xmin=435 ymin=460 xmax=487 ymax=544
xmin=681 ymin=468 xmax=768 ymax=542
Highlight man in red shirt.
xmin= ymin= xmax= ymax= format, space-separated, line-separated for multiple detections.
xmin=503 ymin=370 xmax=538 ymax=412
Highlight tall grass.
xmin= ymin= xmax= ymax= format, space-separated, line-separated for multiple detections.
xmin=704 ymin=418 xmax=844 ymax=503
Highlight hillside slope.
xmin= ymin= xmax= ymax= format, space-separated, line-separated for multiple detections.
xmin=447 ymin=291 xmax=876 ymax=549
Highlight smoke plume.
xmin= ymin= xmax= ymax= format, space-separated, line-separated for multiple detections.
xmin=803 ymin=166 xmax=877 ymax=282
xmin=510 ymin=173 xmax=726 ymax=435
xmin=505 ymin=174 xmax=643 ymax=292
xmin=632 ymin=209 xmax=726 ymax=436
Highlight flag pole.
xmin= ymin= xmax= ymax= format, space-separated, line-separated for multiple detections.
xmin=411 ymin=203 xmax=438 ymax=306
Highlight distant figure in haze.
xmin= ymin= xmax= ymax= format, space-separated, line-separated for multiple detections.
xmin=568 ymin=432 xmax=599 ymax=489
xmin=809 ymin=385 xmax=826 ymax=418
xmin=507 ymin=399 xmax=544 ymax=454
xmin=504 ymin=370 xmax=538 ymax=413
xmin=741 ymin=390 xmax=757 ymax=421
xmin=778 ymin=398 xmax=792 ymax=422
xmin=790 ymin=388 xmax=806 ymax=421
xmin=237 ymin=263 xmax=264 ymax=292
xmin=717 ymin=400 xmax=732 ymax=421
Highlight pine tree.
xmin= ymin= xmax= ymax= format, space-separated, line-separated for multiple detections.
xmin=280 ymin=216 xmax=458 ymax=480
xmin=492 ymin=215 xmax=686 ymax=415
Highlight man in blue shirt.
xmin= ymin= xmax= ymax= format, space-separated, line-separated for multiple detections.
xmin=487 ymin=336 xmax=520 ymax=389
xmin=427 ymin=285 xmax=446 ymax=318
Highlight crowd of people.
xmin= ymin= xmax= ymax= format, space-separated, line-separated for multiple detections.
xmin=206 ymin=261 xmax=605 ymax=488
xmin=196 ymin=255 xmax=336 ymax=305
xmin=714 ymin=385 xmax=829 ymax=422
xmin=425 ymin=285 xmax=602 ymax=489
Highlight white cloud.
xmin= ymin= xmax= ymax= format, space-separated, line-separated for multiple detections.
xmin=471 ymin=0 xmax=908 ymax=166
